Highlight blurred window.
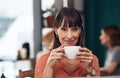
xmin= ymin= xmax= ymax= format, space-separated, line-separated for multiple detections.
xmin=0 ymin=0 xmax=33 ymax=60
xmin=0 ymin=0 xmax=33 ymax=77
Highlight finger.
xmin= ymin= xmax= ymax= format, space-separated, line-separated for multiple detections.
xmin=51 ymin=48 xmax=64 ymax=53
xmin=51 ymin=55 xmax=63 ymax=62
xmin=52 ymin=56 xmax=62 ymax=60
xmin=76 ymin=52 xmax=93 ymax=56
xmin=51 ymin=52 xmax=64 ymax=57
xmin=59 ymin=45 xmax=64 ymax=48
xmin=80 ymin=59 xmax=93 ymax=63
xmin=79 ymin=47 xmax=92 ymax=53
xmin=51 ymin=57 xmax=61 ymax=64
xmin=50 ymin=52 xmax=65 ymax=61
xmin=76 ymin=56 xmax=93 ymax=60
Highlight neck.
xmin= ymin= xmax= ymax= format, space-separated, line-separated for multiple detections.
xmin=108 ymin=45 xmax=112 ymax=50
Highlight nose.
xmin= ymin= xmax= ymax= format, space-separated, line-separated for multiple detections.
xmin=66 ymin=30 xmax=73 ymax=39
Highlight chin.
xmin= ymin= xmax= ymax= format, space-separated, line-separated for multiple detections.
xmin=64 ymin=44 xmax=76 ymax=46
xmin=101 ymin=42 xmax=107 ymax=46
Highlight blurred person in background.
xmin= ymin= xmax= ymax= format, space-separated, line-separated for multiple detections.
xmin=36 ymin=30 xmax=54 ymax=59
xmin=35 ymin=7 xmax=100 ymax=78
xmin=42 ymin=30 xmax=54 ymax=51
xmin=99 ymin=25 xmax=120 ymax=75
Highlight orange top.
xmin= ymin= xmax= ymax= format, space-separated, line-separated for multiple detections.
xmin=35 ymin=53 xmax=100 ymax=78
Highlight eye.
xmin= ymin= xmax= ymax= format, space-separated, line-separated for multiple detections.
xmin=72 ymin=27 xmax=78 ymax=31
xmin=61 ymin=27 xmax=67 ymax=31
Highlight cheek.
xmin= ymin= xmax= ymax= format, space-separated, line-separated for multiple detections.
xmin=76 ymin=33 xmax=80 ymax=37
xmin=100 ymin=35 xmax=105 ymax=42
xmin=100 ymin=35 xmax=103 ymax=41
xmin=100 ymin=35 xmax=109 ymax=44
xmin=73 ymin=32 xmax=80 ymax=39
xmin=58 ymin=31 xmax=64 ymax=35
xmin=57 ymin=32 xmax=65 ymax=40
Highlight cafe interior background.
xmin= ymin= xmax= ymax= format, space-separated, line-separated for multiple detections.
xmin=0 ymin=0 xmax=120 ymax=77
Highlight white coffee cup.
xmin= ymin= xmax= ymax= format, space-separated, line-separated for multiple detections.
xmin=64 ymin=46 xmax=80 ymax=59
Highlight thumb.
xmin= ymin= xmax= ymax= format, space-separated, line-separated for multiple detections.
xmin=59 ymin=45 xmax=64 ymax=48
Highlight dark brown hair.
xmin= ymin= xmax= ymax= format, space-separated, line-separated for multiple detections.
xmin=102 ymin=25 xmax=120 ymax=47
xmin=52 ymin=7 xmax=85 ymax=49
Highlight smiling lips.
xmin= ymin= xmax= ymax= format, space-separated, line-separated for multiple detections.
xmin=65 ymin=40 xmax=74 ymax=44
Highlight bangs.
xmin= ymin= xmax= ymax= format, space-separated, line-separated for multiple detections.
xmin=62 ymin=16 xmax=81 ymax=27
xmin=54 ymin=7 xmax=82 ymax=28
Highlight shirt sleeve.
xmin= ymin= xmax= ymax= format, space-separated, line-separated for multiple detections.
xmin=92 ymin=55 xmax=101 ymax=76
xmin=35 ymin=53 xmax=50 ymax=78
xmin=112 ymin=48 xmax=120 ymax=63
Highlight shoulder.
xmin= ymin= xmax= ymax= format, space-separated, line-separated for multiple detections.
xmin=92 ymin=55 xmax=99 ymax=66
xmin=92 ymin=55 xmax=100 ymax=70
xmin=111 ymin=46 xmax=120 ymax=62
xmin=93 ymin=55 xmax=99 ymax=61
xmin=112 ymin=46 xmax=120 ymax=56
xmin=113 ymin=46 xmax=120 ymax=52
xmin=92 ymin=55 xmax=100 ymax=76
xmin=35 ymin=52 xmax=51 ymax=78
xmin=37 ymin=52 xmax=50 ymax=62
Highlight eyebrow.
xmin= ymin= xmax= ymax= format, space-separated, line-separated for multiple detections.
xmin=60 ymin=24 xmax=80 ymax=28
xmin=59 ymin=25 xmax=68 ymax=28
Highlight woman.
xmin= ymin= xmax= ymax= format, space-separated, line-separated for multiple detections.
xmin=35 ymin=7 xmax=100 ymax=78
xmin=99 ymin=25 xmax=120 ymax=75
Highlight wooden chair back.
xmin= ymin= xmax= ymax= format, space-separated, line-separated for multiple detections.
xmin=19 ymin=69 xmax=34 ymax=78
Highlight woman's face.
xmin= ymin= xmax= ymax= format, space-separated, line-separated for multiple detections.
xmin=99 ymin=30 xmax=111 ymax=46
xmin=55 ymin=20 xmax=81 ymax=46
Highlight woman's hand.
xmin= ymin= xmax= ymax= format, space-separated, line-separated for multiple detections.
xmin=76 ymin=47 xmax=93 ymax=67
xmin=46 ymin=45 xmax=64 ymax=68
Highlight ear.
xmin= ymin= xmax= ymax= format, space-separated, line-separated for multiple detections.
xmin=54 ymin=28 xmax=58 ymax=35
